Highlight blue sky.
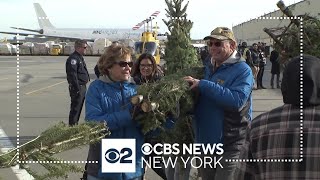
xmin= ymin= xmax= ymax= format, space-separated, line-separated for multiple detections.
xmin=0 ymin=0 xmax=299 ymax=40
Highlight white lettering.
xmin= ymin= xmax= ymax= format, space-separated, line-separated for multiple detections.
xmin=214 ymin=156 xmax=223 ymax=168
xmin=190 ymin=156 xmax=202 ymax=168
xmin=162 ymin=156 xmax=177 ymax=168
xmin=193 ymin=144 xmax=202 ymax=155
xmin=154 ymin=144 xmax=163 ymax=155
xmin=152 ymin=156 xmax=162 ymax=168
xmin=183 ymin=144 xmax=192 ymax=155
xmin=172 ymin=143 xmax=180 ymax=155
xmin=202 ymin=143 xmax=216 ymax=155
xmin=203 ymin=156 xmax=213 ymax=168
xmin=163 ymin=144 xmax=172 ymax=155
xmin=180 ymin=156 xmax=190 ymax=168
xmin=216 ymin=143 xmax=224 ymax=155
xmin=142 ymin=156 xmax=152 ymax=168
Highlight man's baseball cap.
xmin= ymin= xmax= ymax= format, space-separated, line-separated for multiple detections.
xmin=203 ymin=27 xmax=236 ymax=42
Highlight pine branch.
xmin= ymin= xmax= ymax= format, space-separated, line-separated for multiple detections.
xmin=135 ymin=67 xmax=203 ymax=135
xmin=266 ymin=1 xmax=320 ymax=60
xmin=0 ymin=122 xmax=109 ymax=178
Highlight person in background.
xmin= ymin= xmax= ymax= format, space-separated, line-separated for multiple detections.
xmin=132 ymin=53 xmax=163 ymax=85
xmin=200 ymin=46 xmax=210 ymax=66
xmin=84 ymin=44 xmax=144 ymax=180
xmin=131 ymin=53 xmax=167 ymax=180
xmin=256 ymin=46 xmax=267 ymax=89
xmin=184 ymin=27 xmax=254 ymax=180
xmin=244 ymin=43 xmax=259 ymax=90
xmin=239 ymin=41 xmax=248 ymax=58
xmin=236 ymin=55 xmax=320 ymax=179
xmin=65 ymin=39 xmax=89 ymax=126
xmin=270 ymin=49 xmax=281 ymax=88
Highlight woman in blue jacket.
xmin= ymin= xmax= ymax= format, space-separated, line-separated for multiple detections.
xmin=85 ymin=44 xmax=144 ymax=180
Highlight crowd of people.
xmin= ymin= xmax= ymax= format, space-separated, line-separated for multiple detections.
xmin=65 ymin=27 xmax=320 ymax=180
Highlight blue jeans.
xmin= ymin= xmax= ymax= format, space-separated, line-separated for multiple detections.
xmin=87 ymin=175 xmax=142 ymax=180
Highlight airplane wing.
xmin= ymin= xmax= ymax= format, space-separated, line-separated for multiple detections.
xmin=0 ymin=31 xmax=94 ymax=42
xmin=0 ymin=31 xmax=39 ymax=37
xmin=10 ymin=27 xmax=44 ymax=34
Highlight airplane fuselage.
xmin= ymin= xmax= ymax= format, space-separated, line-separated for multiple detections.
xmin=44 ymin=28 xmax=144 ymax=41
xmin=0 ymin=3 xmax=167 ymax=42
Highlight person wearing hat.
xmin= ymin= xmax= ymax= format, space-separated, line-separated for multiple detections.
xmin=184 ymin=27 xmax=254 ymax=180
xmin=235 ymin=55 xmax=320 ymax=179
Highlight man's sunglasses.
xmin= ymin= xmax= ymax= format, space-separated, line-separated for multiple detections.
xmin=208 ymin=41 xmax=224 ymax=47
xmin=115 ymin=61 xmax=134 ymax=68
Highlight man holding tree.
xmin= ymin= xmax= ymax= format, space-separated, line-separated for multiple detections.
xmin=184 ymin=27 xmax=254 ymax=180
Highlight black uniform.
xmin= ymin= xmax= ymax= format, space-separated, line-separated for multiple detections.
xmin=65 ymin=51 xmax=89 ymax=126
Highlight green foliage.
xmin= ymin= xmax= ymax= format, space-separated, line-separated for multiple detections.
xmin=0 ymin=122 xmax=108 ymax=179
xmin=163 ymin=0 xmax=200 ymax=74
xmin=133 ymin=0 xmax=202 ymax=147
xmin=136 ymin=66 xmax=204 ymax=135
xmin=275 ymin=15 xmax=320 ymax=59
xmin=23 ymin=155 xmax=83 ymax=180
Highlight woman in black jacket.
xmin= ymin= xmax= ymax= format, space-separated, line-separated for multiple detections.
xmin=131 ymin=53 xmax=167 ymax=180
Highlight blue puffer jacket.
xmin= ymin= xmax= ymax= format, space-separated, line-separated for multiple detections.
xmin=85 ymin=75 xmax=144 ymax=180
xmin=194 ymin=51 xmax=254 ymax=150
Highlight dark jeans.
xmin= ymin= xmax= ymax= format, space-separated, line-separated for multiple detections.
xmin=271 ymin=73 xmax=280 ymax=88
xmin=68 ymin=84 xmax=86 ymax=126
xmin=199 ymin=151 xmax=240 ymax=180
xmin=256 ymin=66 xmax=265 ymax=88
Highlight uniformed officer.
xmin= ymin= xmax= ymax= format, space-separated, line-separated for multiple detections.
xmin=65 ymin=39 xmax=90 ymax=126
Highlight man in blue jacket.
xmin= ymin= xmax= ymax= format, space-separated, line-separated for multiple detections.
xmin=184 ymin=27 xmax=254 ymax=180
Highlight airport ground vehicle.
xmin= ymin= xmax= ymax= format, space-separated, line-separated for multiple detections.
xmin=50 ymin=44 xmax=62 ymax=55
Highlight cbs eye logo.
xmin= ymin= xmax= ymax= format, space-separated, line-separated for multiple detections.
xmin=105 ymin=148 xmax=132 ymax=164
xmin=101 ymin=139 xmax=136 ymax=173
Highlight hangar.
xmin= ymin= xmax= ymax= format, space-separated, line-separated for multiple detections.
xmin=232 ymin=0 xmax=320 ymax=46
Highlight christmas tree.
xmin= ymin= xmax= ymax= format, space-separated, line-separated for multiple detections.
xmin=134 ymin=0 xmax=202 ymax=148
xmin=163 ymin=0 xmax=199 ymax=74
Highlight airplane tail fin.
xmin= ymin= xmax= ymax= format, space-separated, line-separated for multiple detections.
xmin=33 ymin=3 xmax=55 ymax=29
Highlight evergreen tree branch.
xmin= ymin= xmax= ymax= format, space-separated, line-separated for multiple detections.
xmin=0 ymin=121 xmax=108 ymax=179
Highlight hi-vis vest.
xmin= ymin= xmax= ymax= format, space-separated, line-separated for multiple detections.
xmin=242 ymin=48 xmax=250 ymax=59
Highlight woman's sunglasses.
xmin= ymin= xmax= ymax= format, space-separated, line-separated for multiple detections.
xmin=115 ymin=61 xmax=134 ymax=68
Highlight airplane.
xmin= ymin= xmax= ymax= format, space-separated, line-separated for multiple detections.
xmin=0 ymin=3 xmax=166 ymax=42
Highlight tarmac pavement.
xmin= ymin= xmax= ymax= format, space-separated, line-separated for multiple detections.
xmin=0 ymin=55 xmax=283 ymax=180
